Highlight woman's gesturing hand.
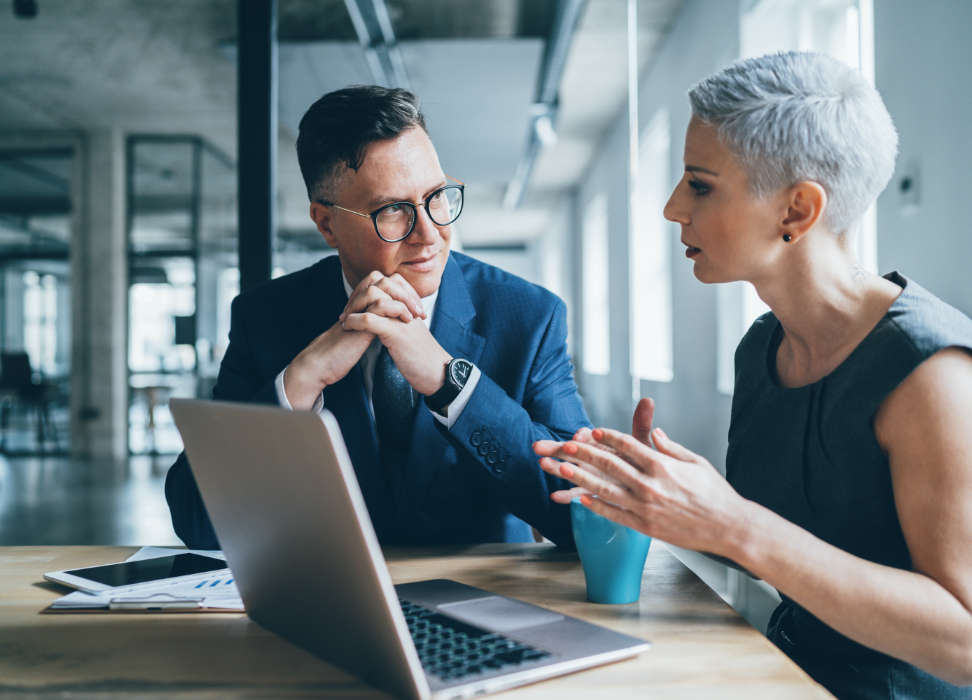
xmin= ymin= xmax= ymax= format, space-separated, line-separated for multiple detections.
xmin=534 ymin=424 xmax=754 ymax=558
xmin=548 ymin=398 xmax=655 ymax=504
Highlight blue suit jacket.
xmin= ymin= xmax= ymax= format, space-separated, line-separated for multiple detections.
xmin=165 ymin=252 xmax=591 ymax=549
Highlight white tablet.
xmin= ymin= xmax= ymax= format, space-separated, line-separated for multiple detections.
xmin=44 ymin=553 xmax=229 ymax=594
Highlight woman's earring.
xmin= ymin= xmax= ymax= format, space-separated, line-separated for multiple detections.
xmin=783 ymin=233 xmax=792 ymax=243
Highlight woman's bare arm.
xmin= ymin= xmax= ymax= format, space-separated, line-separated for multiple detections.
xmin=533 ymin=348 xmax=972 ymax=684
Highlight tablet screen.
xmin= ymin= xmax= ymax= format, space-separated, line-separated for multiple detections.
xmin=65 ymin=553 xmax=227 ymax=587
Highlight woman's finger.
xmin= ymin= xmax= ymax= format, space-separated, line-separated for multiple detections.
xmin=586 ymin=428 xmax=661 ymax=476
xmin=578 ymin=495 xmax=649 ymax=535
xmin=632 ymin=397 xmax=655 ymax=447
xmin=652 ymin=428 xmax=703 ymax=464
xmin=538 ymin=455 xmax=569 ymax=476
xmin=572 ymin=427 xmax=619 ymax=455
xmin=568 ymin=441 xmax=652 ymax=491
xmin=537 ymin=439 xmax=644 ymax=491
xmin=540 ymin=452 xmax=646 ymax=511
xmin=534 ymin=439 xmax=564 ymax=457
xmin=550 ymin=486 xmax=588 ymax=504
xmin=538 ymin=455 xmax=607 ymax=483
xmin=573 ymin=427 xmax=593 ymax=443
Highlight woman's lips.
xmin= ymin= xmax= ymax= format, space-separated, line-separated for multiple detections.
xmin=685 ymin=246 xmax=702 ymax=258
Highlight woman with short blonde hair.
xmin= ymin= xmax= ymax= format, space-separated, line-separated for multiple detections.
xmin=536 ymin=52 xmax=972 ymax=700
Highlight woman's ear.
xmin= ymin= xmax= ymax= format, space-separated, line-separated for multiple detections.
xmin=310 ymin=202 xmax=339 ymax=250
xmin=781 ymin=181 xmax=827 ymax=243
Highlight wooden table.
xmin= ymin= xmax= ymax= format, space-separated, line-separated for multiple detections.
xmin=0 ymin=544 xmax=832 ymax=699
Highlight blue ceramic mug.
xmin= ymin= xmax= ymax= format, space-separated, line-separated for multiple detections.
xmin=571 ymin=498 xmax=652 ymax=604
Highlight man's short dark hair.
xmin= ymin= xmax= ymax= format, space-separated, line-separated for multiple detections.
xmin=296 ymin=85 xmax=428 ymax=203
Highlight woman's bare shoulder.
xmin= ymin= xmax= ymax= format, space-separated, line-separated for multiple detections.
xmin=875 ymin=346 xmax=972 ymax=439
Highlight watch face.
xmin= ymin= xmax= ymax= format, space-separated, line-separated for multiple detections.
xmin=450 ymin=359 xmax=472 ymax=385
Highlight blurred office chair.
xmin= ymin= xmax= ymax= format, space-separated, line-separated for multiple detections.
xmin=0 ymin=352 xmax=60 ymax=452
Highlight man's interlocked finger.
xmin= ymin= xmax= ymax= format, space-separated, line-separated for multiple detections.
xmin=375 ymin=274 xmax=425 ymax=318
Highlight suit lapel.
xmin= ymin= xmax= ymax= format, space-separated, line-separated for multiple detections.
xmin=428 ymin=255 xmax=485 ymax=364
xmin=395 ymin=255 xmax=485 ymax=531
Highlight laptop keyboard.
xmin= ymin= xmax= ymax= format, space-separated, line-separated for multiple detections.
xmin=400 ymin=599 xmax=551 ymax=682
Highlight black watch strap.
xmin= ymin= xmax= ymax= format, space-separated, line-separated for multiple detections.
xmin=426 ymin=358 xmax=474 ymax=413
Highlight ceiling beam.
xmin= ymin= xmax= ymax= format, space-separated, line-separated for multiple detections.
xmin=0 ymin=154 xmax=70 ymax=193
xmin=503 ymin=0 xmax=587 ymax=209
xmin=343 ymin=0 xmax=410 ymax=89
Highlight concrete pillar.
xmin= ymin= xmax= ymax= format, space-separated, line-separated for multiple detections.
xmin=2 ymin=268 xmax=25 ymax=350
xmin=71 ymin=129 xmax=128 ymax=460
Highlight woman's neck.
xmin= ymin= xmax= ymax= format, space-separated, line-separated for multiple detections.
xmin=751 ymin=235 xmax=901 ymax=388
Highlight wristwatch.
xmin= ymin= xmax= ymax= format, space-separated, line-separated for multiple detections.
xmin=425 ymin=358 xmax=474 ymax=413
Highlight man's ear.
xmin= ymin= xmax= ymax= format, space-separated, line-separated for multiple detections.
xmin=310 ymin=202 xmax=339 ymax=249
xmin=781 ymin=181 xmax=827 ymax=243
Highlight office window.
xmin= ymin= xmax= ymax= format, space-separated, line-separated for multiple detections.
xmin=216 ymin=267 xmax=240 ymax=363
xmin=23 ymin=271 xmax=58 ymax=376
xmin=129 ymin=259 xmax=197 ymax=374
xmin=741 ymin=0 xmax=876 ymax=271
xmin=716 ymin=282 xmax=771 ymax=395
xmin=717 ymin=0 xmax=877 ymax=395
xmin=582 ymin=193 xmax=610 ymax=376
xmin=630 ymin=109 xmax=673 ymax=384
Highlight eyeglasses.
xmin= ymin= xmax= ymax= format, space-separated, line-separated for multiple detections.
xmin=320 ymin=175 xmax=465 ymax=243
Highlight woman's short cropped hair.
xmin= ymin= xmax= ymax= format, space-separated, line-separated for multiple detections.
xmin=296 ymin=85 xmax=428 ymax=203
xmin=688 ymin=52 xmax=898 ymax=235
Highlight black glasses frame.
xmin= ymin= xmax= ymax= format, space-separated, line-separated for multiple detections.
xmin=321 ymin=175 xmax=465 ymax=243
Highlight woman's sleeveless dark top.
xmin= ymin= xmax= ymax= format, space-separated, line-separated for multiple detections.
xmin=726 ymin=272 xmax=972 ymax=700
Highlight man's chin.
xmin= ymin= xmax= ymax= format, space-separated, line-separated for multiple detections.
xmin=399 ymin=254 xmax=448 ymax=297
xmin=396 ymin=266 xmax=440 ymax=298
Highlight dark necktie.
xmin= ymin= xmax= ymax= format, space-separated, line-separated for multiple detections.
xmin=372 ymin=345 xmax=417 ymax=504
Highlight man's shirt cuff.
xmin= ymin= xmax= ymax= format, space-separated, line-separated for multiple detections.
xmin=430 ymin=365 xmax=481 ymax=429
xmin=276 ymin=367 xmax=324 ymax=413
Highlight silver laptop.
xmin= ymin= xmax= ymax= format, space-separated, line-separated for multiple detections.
xmin=169 ymin=399 xmax=650 ymax=700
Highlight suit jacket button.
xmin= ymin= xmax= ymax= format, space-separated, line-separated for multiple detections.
xmin=471 ymin=432 xmax=482 ymax=446
xmin=495 ymin=460 xmax=505 ymax=473
xmin=478 ymin=442 xmax=490 ymax=456
xmin=486 ymin=452 xmax=498 ymax=465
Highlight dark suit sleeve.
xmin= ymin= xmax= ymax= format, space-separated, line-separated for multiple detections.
xmin=164 ymin=295 xmax=281 ymax=549
xmin=432 ymin=298 xmax=590 ymax=549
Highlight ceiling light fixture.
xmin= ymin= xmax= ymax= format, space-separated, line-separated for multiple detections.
xmin=534 ymin=114 xmax=558 ymax=147
xmin=502 ymin=0 xmax=586 ymax=209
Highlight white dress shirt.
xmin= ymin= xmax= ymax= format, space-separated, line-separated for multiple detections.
xmin=275 ymin=270 xmax=480 ymax=429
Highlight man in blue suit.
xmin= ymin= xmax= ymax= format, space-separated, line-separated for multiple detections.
xmin=165 ymin=86 xmax=590 ymax=549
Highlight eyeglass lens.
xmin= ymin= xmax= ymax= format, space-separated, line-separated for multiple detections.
xmin=375 ymin=186 xmax=463 ymax=242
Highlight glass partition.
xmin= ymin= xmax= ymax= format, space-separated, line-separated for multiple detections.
xmin=0 ymin=149 xmax=73 ymax=454
xmin=127 ymin=136 xmax=236 ymax=455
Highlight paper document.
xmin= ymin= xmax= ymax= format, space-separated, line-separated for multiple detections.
xmin=49 ymin=547 xmax=244 ymax=612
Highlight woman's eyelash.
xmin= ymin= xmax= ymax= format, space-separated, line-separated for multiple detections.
xmin=688 ymin=179 xmax=710 ymax=195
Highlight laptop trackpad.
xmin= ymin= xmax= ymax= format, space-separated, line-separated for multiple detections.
xmin=438 ymin=596 xmax=564 ymax=632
